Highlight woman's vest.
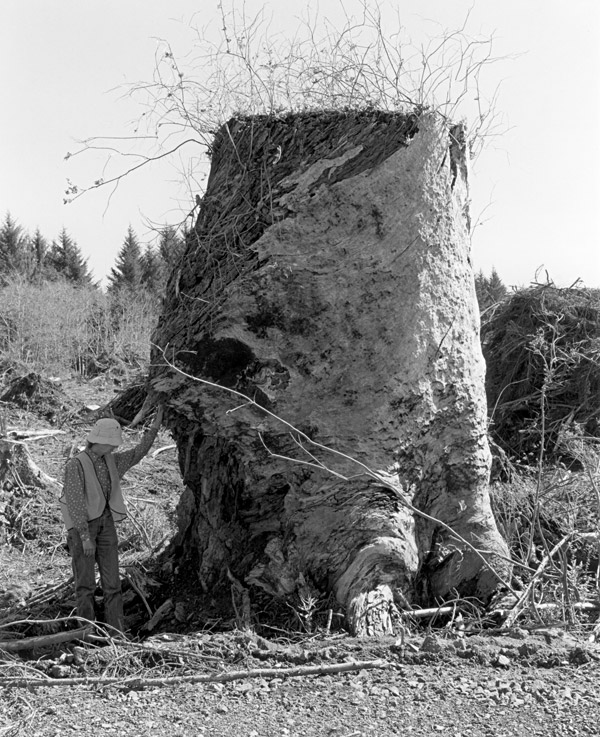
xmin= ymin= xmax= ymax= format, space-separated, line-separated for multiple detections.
xmin=60 ymin=451 xmax=127 ymax=529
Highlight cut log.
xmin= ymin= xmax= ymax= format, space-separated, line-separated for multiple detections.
xmin=0 ymin=626 xmax=92 ymax=653
xmin=150 ymin=109 xmax=511 ymax=635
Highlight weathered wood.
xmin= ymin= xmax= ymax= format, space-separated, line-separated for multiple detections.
xmin=0 ymin=439 xmax=61 ymax=490
xmin=0 ymin=626 xmax=92 ymax=652
xmin=150 ymin=109 xmax=511 ymax=635
xmin=141 ymin=598 xmax=174 ymax=633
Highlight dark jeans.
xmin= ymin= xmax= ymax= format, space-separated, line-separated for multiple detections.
xmin=67 ymin=507 xmax=124 ymax=634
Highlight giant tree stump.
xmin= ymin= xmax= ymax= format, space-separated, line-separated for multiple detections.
xmin=150 ymin=109 xmax=511 ymax=635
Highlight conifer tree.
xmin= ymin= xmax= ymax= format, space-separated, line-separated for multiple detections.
xmin=474 ymin=269 xmax=486 ymax=306
xmin=29 ymin=228 xmax=49 ymax=281
xmin=108 ymin=226 xmax=143 ymax=293
xmin=157 ymin=225 xmax=185 ymax=270
xmin=47 ymin=228 xmax=93 ymax=285
xmin=140 ymin=243 xmax=163 ymax=296
xmin=475 ymin=267 xmax=507 ymax=315
xmin=0 ymin=212 xmax=29 ymax=279
xmin=487 ymin=267 xmax=507 ymax=303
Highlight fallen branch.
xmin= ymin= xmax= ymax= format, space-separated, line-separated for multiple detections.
xmin=7 ymin=429 xmax=66 ymax=441
xmin=0 ymin=658 xmax=388 ymax=688
xmin=493 ymin=601 xmax=599 ymax=619
xmin=0 ymin=626 xmax=92 ymax=653
xmin=127 ymin=495 xmax=163 ymax=505
xmin=534 ymin=602 xmax=598 ymax=611
xmin=576 ymin=532 xmax=600 ymax=542
xmin=141 ymin=598 xmax=174 ymax=633
xmin=401 ymin=606 xmax=454 ymax=619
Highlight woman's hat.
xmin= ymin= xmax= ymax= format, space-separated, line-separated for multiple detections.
xmin=87 ymin=418 xmax=123 ymax=447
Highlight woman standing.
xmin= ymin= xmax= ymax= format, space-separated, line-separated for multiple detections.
xmin=60 ymin=407 xmax=163 ymax=635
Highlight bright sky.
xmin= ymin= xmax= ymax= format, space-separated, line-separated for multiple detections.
xmin=1 ymin=0 xmax=599 ymax=288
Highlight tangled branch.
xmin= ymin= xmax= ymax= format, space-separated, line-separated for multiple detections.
xmin=65 ymin=2 xmax=511 ymax=211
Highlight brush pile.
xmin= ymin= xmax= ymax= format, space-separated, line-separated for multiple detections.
xmin=0 ymin=373 xmax=75 ymax=425
xmin=482 ymin=283 xmax=600 ymax=466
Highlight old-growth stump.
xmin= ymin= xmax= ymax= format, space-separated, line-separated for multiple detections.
xmin=151 ymin=109 xmax=511 ymax=635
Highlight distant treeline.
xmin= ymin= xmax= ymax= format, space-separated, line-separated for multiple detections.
xmin=0 ymin=212 xmax=185 ymax=298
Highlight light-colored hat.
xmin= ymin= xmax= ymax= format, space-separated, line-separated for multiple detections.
xmin=87 ymin=418 xmax=123 ymax=447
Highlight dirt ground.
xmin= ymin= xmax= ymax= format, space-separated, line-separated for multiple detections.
xmin=1 ymin=374 xmax=600 ymax=736
xmin=2 ymin=629 xmax=600 ymax=736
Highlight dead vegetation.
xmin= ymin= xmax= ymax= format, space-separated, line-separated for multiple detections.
xmin=484 ymin=282 xmax=600 ymax=636
xmin=482 ymin=282 xmax=600 ymax=467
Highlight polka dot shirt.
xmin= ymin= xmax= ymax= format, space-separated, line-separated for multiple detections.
xmin=63 ymin=425 xmax=159 ymax=542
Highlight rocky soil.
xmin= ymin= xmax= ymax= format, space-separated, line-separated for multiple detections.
xmin=2 ymin=628 xmax=600 ymax=736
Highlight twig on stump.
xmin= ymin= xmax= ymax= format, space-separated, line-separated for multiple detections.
xmin=151 ymin=444 xmax=177 ymax=458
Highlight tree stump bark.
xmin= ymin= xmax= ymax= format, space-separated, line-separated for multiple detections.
xmin=150 ymin=109 xmax=511 ymax=635
xmin=0 ymin=439 xmax=57 ymax=546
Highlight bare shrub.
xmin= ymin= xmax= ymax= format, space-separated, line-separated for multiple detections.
xmin=491 ymin=444 xmax=600 ymax=628
xmin=0 ymin=277 xmax=158 ymax=378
